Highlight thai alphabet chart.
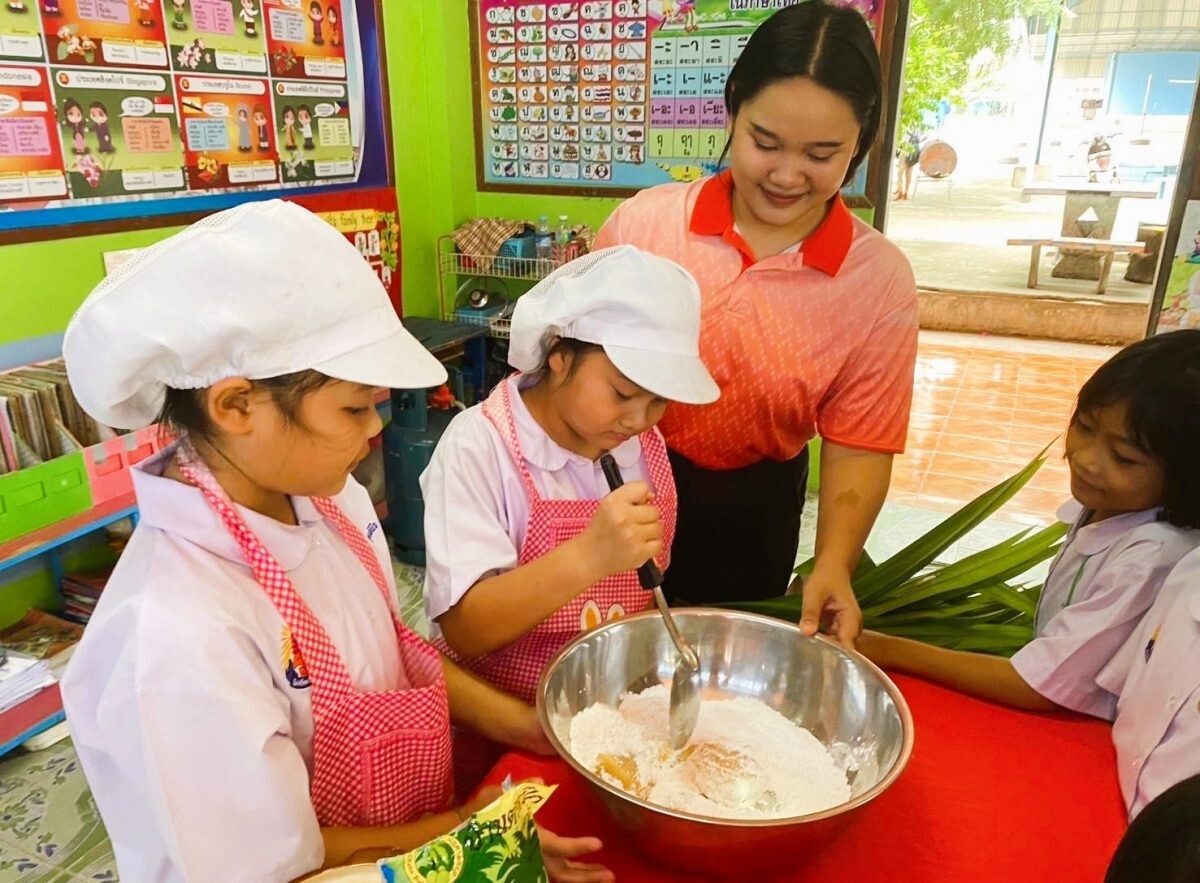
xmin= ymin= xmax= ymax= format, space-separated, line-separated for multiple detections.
xmin=473 ymin=0 xmax=884 ymax=193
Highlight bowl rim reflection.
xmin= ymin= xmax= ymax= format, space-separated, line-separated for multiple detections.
xmin=535 ymin=608 xmax=915 ymax=827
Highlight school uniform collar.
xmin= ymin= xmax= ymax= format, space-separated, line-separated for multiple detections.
xmin=133 ymin=444 xmax=324 ymax=572
xmin=688 ymin=169 xmax=854 ymax=275
xmin=509 ymin=375 xmax=641 ymax=472
xmin=1057 ymin=499 xmax=1163 ymax=557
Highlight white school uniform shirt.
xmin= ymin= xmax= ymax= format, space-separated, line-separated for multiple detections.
xmin=420 ymin=374 xmax=653 ymax=631
xmin=1098 ymin=548 xmax=1200 ymax=818
xmin=1010 ymin=500 xmax=1198 ymax=719
xmin=60 ymin=446 xmax=402 ymax=883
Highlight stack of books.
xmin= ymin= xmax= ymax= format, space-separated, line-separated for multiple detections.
xmin=61 ymin=567 xmax=114 ymax=626
xmin=0 ymin=359 xmax=113 ymax=475
xmin=0 ymin=609 xmax=85 ymax=675
xmin=0 ymin=610 xmax=84 ymax=755
xmin=0 ymin=650 xmax=54 ymax=713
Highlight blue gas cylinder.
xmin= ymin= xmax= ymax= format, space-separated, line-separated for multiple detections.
xmin=383 ymin=388 xmax=457 ymax=566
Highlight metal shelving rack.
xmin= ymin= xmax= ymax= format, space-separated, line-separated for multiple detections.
xmin=436 ymin=234 xmax=564 ymax=339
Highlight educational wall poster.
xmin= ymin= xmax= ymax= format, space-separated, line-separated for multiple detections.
xmin=1 ymin=0 xmax=385 ymax=235
xmin=165 ymin=0 xmax=268 ymax=76
xmin=272 ymin=77 xmax=351 ymax=181
xmin=1155 ymin=199 xmax=1200 ymax=334
xmin=262 ymin=0 xmax=345 ymax=81
xmin=0 ymin=3 xmax=46 ymax=62
xmin=55 ymin=67 xmax=184 ymax=196
xmin=177 ymin=73 xmax=275 ymax=188
xmin=472 ymin=0 xmax=885 ymax=194
xmin=0 ymin=65 xmax=67 ymax=201
xmin=42 ymin=0 xmax=170 ymax=70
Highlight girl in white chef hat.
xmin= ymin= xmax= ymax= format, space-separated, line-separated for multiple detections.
xmin=59 ymin=200 xmax=611 ymax=883
xmin=421 ymin=245 xmax=718 ymax=784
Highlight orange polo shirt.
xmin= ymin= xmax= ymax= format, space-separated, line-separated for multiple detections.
xmin=594 ymin=172 xmax=918 ymax=470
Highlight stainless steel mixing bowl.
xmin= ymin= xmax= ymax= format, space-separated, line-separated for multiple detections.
xmin=536 ymin=609 xmax=914 ymax=877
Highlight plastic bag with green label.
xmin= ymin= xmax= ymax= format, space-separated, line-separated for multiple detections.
xmin=378 ymin=781 xmax=555 ymax=883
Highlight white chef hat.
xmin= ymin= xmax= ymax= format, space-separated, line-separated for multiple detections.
xmin=64 ymin=199 xmax=446 ymax=429
xmin=507 ymin=245 xmax=719 ymax=405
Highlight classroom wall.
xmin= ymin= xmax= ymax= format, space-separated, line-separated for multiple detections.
xmin=395 ymin=4 xmax=623 ymax=319
xmin=0 ymin=2 xmax=628 ymax=624
xmin=0 ymin=2 xmax=626 ymax=348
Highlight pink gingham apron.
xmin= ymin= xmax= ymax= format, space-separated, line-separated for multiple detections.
xmin=438 ymin=378 xmax=677 ymax=703
xmin=175 ymin=443 xmax=453 ymax=827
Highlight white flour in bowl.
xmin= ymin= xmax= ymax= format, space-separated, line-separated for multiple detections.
xmin=568 ymin=685 xmax=850 ymax=819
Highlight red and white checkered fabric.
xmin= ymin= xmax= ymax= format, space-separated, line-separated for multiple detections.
xmin=176 ymin=442 xmax=453 ymax=827
xmin=436 ymin=377 xmax=676 ymax=704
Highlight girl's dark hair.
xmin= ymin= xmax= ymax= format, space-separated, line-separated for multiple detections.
xmin=1106 ymin=774 xmax=1200 ymax=883
xmin=63 ymin=98 xmax=82 ymax=115
xmin=157 ymin=369 xmax=337 ymax=442
xmin=542 ymin=337 xmax=602 ymax=379
xmin=722 ymin=1 xmax=882 ymax=185
xmin=1073 ymin=329 xmax=1200 ymax=528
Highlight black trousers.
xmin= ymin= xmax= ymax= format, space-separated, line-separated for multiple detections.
xmin=661 ymin=447 xmax=809 ymax=605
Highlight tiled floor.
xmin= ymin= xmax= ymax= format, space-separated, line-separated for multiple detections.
xmin=891 ymin=332 xmax=1116 ymax=525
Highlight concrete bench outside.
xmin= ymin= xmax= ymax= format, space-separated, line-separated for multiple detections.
xmin=1007 ymin=236 xmax=1147 ymax=294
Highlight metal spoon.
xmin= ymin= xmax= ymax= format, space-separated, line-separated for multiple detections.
xmin=599 ymin=454 xmax=701 ymax=750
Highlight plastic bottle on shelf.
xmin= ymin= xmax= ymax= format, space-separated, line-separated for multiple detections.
xmin=552 ymin=214 xmax=572 ymax=265
xmin=534 ymin=215 xmax=552 ymax=275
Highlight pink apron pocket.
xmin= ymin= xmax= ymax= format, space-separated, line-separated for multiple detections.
xmin=359 ymin=724 xmax=454 ymax=825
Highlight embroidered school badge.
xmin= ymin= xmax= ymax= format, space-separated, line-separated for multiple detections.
xmin=281 ymin=626 xmax=311 ymax=689
xmin=1145 ymin=625 xmax=1161 ymax=663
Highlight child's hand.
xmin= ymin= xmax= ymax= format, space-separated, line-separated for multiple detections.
xmin=537 ymin=827 xmax=613 ymax=883
xmin=577 ymin=481 xmax=663 ymax=580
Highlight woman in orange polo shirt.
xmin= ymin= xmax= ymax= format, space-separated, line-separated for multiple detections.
xmin=594 ymin=1 xmax=918 ymax=646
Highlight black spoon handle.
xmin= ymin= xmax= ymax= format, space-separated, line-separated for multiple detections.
xmin=599 ymin=453 xmax=664 ymax=590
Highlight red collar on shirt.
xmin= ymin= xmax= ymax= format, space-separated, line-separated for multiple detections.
xmin=688 ymin=169 xmax=854 ymax=275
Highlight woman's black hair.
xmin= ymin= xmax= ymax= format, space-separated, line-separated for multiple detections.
xmin=722 ymin=1 xmax=882 ymax=185
xmin=157 ymin=370 xmax=338 ymax=443
xmin=1106 ymin=774 xmax=1200 ymax=883
xmin=1073 ymin=329 xmax=1200 ymax=528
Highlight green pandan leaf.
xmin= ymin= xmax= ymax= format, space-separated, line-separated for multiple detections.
xmin=715 ymin=448 xmax=1066 ymax=656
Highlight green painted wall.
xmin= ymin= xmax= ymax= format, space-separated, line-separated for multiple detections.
xmin=0 ymin=3 xmax=875 ymax=346
xmin=0 ymin=3 xmax=628 ymax=626
xmin=0 ymin=3 xmax=624 ymax=348
xmin=397 ymin=4 xmax=623 ymax=319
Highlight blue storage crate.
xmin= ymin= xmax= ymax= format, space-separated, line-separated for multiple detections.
xmin=494 ymin=231 xmax=537 ymax=276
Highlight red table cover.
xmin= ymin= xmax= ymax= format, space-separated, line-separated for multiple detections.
xmin=484 ymin=674 xmax=1128 ymax=882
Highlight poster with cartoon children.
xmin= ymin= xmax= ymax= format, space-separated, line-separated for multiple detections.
xmin=1156 ymin=200 xmax=1200 ymax=334
xmin=261 ymin=0 xmax=344 ymax=81
xmin=41 ymin=0 xmax=170 ymax=69
xmin=176 ymin=73 xmax=277 ymax=188
xmin=0 ymin=65 xmax=67 ymax=201
xmin=167 ymin=0 xmax=268 ymax=77
xmin=53 ymin=68 xmax=185 ymax=197
xmin=271 ymin=77 xmax=351 ymax=182
xmin=0 ymin=0 xmax=46 ymax=62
